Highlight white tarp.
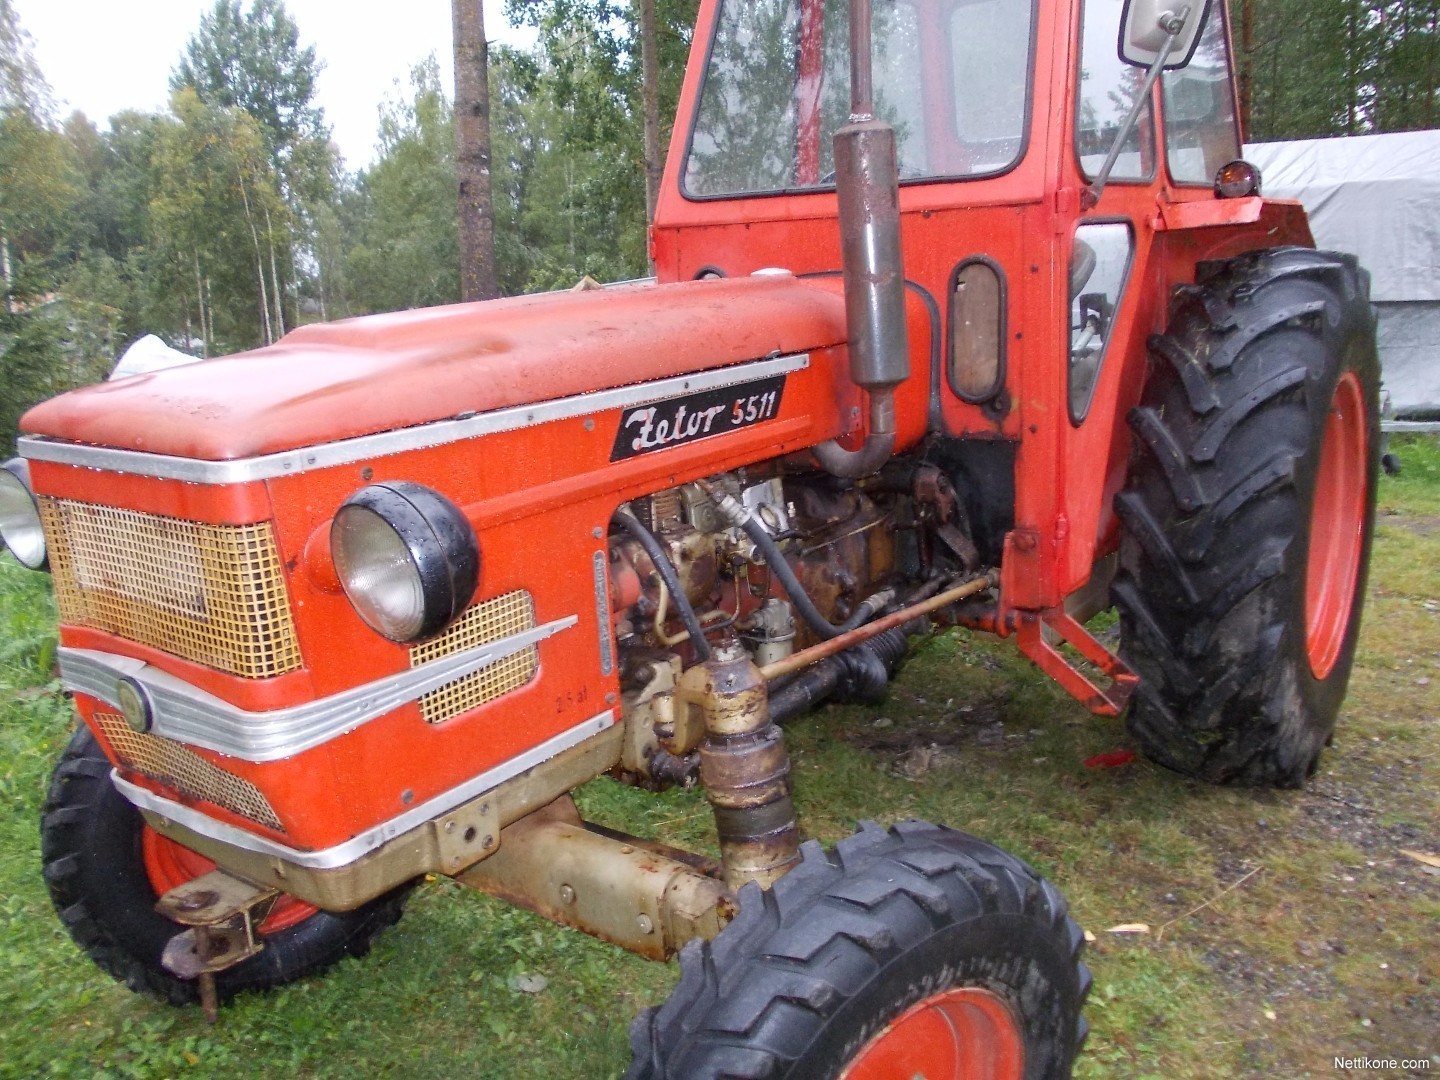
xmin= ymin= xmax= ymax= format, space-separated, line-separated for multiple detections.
xmin=109 ymin=334 xmax=202 ymax=381
xmin=1245 ymin=131 xmax=1440 ymax=303
xmin=1246 ymin=132 xmax=1440 ymax=415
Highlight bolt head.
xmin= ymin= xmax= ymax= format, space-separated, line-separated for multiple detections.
xmin=636 ymin=914 xmax=654 ymax=935
xmin=559 ymin=884 xmax=576 ymax=905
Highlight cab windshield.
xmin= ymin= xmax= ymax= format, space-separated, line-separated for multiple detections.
xmin=684 ymin=0 xmax=1037 ymax=197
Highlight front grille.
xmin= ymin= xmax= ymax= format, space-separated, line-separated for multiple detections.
xmin=410 ymin=590 xmax=539 ymax=724
xmin=39 ymin=498 xmax=303 ymax=679
xmin=92 ymin=710 xmax=285 ymax=832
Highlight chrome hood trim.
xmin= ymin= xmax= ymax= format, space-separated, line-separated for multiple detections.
xmin=59 ymin=614 xmax=577 ymax=762
xmin=19 ymin=353 xmax=810 ymax=484
xmin=112 ymin=710 xmax=615 ymax=870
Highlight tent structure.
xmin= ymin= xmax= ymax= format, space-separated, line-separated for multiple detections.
xmin=1246 ymin=131 xmax=1440 ymax=417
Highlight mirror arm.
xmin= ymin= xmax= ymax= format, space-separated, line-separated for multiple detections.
xmin=1082 ymin=10 xmax=1188 ymax=210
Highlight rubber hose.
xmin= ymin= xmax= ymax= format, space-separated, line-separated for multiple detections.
xmin=835 ymin=645 xmax=890 ymax=704
xmin=768 ymin=660 xmax=844 ymax=724
xmin=769 ymin=627 xmax=914 ymax=722
xmin=739 ymin=515 xmax=887 ymax=640
xmin=613 ymin=511 xmax=713 ymax=662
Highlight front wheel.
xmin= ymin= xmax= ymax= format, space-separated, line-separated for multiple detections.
xmin=627 ymin=821 xmax=1090 ymax=1079
xmin=41 ymin=726 xmax=412 ymax=1005
xmin=1114 ymin=247 xmax=1380 ymax=787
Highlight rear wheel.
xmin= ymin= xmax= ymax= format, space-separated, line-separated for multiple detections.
xmin=41 ymin=726 xmax=411 ymax=1005
xmin=627 ymin=821 xmax=1089 ymax=1080
xmin=1114 ymin=247 xmax=1380 ymax=787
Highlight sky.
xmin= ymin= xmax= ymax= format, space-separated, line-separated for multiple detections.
xmin=12 ymin=0 xmax=536 ymax=170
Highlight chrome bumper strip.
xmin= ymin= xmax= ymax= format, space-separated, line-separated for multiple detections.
xmin=59 ymin=615 xmax=577 ymax=763
xmin=112 ymin=710 xmax=616 ymax=871
xmin=18 ymin=353 xmax=810 ymax=484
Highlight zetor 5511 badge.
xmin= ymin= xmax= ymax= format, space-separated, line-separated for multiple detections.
xmin=611 ymin=373 xmax=786 ymax=460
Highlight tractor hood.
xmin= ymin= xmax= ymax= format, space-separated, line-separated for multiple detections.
xmin=22 ymin=276 xmax=846 ymax=461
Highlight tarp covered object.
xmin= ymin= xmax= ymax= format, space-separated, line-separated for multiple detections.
xmin=1246 ymin=132 xmax=1440 ymax=415
xmin=1246 ymin=132 xmax=1440 ymax=303
xmin=109 ymin=334 xmax=202 ymax=381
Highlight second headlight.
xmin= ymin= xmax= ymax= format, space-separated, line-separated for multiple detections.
xmin=331 ymin=482 xmax=479 ymax=643
xmin=0 ymin=458 xmax=48 ymax=572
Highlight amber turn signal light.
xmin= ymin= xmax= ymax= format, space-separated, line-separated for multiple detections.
xmin=1215 ymin=159 xmax=1262 ymax=199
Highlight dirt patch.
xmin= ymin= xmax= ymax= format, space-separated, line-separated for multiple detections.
xmin=1377 ymin=509 xmax=1440 ymax=537
xmin=841 ymin=688 xmax=1054 ymax=778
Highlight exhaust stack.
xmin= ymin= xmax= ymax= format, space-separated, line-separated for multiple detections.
xmin=816 ymin=0 xmax=910 ymax=479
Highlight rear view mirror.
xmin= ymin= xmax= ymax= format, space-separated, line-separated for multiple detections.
xmin=1120 ymin=0 xmax=1210 ymax=69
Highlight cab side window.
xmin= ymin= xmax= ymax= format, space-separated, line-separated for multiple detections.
xmin=1076 ymin=0 xmax=1155 ymax=181
xmin=1162 ymin=2 xmax=1241 ymax=184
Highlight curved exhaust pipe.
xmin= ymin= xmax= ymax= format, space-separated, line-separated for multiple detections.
xmin=816 ymin=0 xmax=909 ymax=480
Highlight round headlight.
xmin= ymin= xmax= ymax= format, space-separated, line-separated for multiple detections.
xmin=0 ymin=459 xmax=47 ymax=571
xmin=331 ymin=482 xmax=479 ymax=643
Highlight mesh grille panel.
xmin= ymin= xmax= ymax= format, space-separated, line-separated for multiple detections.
xmin=40 ymin=498 xmax=302 ymax=679
xmin=410 ymin=590 xmax=538 ymax=724
xmin=92 ymin=710 xmax=284 ymax=832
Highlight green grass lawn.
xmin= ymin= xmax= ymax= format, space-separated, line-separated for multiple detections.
xmin=2 ymin=439 xmax=1437 ymax=1078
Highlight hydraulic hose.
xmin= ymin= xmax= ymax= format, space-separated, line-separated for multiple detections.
xmin=699 ymin=480 xmax=893 ymax=641
xmin=612 ymin=510 xmax=713 ymax=662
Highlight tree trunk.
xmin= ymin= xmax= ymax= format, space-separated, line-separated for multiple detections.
xmin=236 ymin=178 xmax=273 ymax=344
xmin=638 ymin=0 xmax=662 ymax=272
xmin=1237 ymin=0 xmax=1255 ymax=136
xmin=453 ymin=0 xmax=499 ymax=301
xmin=1426 ymin=5 xmax=1437 ymax=127
xmin=1345 ymin=9 xmax=1357 ymax=135
xmin=264 ymin=205 xmax=286 ymax=337
xmin=193 ymin=252 xmax=210 ymax=358
xmin=1 ymin=224 xmax=11 ymax=315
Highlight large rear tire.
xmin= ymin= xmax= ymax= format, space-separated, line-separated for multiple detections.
xmin=627 ymin=821 xmax=1089 ymax=1079
xmin=41 ymin=726 xmax=412 ymax=1005
xmin=1114 ymin=247 xmax=1380 ymax=787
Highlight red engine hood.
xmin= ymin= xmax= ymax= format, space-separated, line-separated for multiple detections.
xmin=22 ymin=276 xmax=846 ymax=461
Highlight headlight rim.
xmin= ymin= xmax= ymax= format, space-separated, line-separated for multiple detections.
xmin=0 ymin=458 xmax=48 ymax=572
xmin=331 ymin=481 xmax=479 ymax=644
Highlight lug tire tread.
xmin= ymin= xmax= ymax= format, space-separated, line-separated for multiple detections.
xmin=1115 ymin=247 xmax=1380 ymax=787
xmin=626 ymin=821 xmax=1088 ymax=1080
xmin=40 ymin=726 xmax=412 ymax=1006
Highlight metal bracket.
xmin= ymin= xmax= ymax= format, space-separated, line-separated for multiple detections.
xmin=434 ymin=798 xmax=499 ymax=873
xmin=1015 ymin=608 xmax=1139 ymax=717
xmin=156 ymin=870 xmax=279 ymax=1023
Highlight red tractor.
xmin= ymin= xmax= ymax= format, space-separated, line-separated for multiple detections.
xmin=2 ymin=0 xmax=1377 ymax=1074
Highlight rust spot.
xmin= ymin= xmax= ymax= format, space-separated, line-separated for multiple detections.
xmin=175 ymin=890 xmax=220 ymax=913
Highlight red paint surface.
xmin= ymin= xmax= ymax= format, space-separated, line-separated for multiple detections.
xmin=839 ymin=987 xmax=1024 ymax=1080
xmin=1083 ymin=749 xmax=1137 ymax=769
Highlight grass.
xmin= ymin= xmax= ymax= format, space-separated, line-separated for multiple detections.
xmin=1 ymin=437 xmax=1437 ymax=1078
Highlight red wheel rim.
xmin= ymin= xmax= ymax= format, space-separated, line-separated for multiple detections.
xmin=1304 ymin=371 xmax=1368 ymax=680
xmin=142 ymin=827 xmax=316 ymax=935
xmin=839 ymin=987 xmax=1025 ymax=1080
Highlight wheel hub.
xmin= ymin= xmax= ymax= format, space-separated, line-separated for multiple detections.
xmin=1304 ymin=371 xmax=1368 ymax=679
xmin=839 ymin=986 xmax=1025 ymax=1080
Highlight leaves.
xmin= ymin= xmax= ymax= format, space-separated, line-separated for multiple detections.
xmin=1242 ymin=0 xmax=1440 ymax=140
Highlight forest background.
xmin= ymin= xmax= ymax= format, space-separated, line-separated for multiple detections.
xmin=1 ymin=0 xmax=1438 ymax=450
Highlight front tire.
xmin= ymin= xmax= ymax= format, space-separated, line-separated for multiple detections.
xmin=1114 ymin=247 xmax=1380 ymax=787
xmin=627 ymin=821 xmax=1089 ymax=1080
xmin=41 ymin=726 xmax=412 ymax=1005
